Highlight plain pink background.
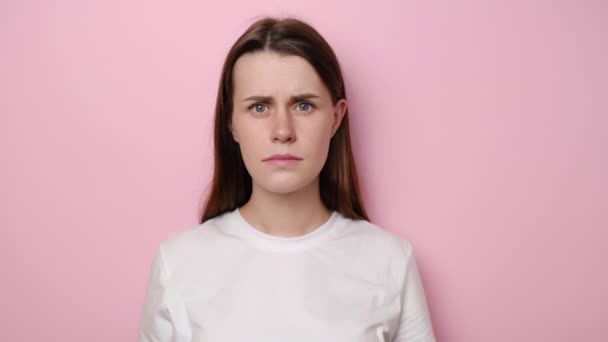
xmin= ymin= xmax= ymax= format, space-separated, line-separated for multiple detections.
xmin=1 ymin=0 xmax=606 ymax=341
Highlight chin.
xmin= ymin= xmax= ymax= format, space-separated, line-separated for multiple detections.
xmin=263 ymin=183 xmax=305 ymax=194
xmin=256 ymin=177 xmax=312 ymax=195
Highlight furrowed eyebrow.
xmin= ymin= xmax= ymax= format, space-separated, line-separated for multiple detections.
xmin=242 ymin=93 xmax=320 ymax=103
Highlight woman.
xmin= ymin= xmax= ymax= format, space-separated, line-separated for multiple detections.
xmin=138 ymin=16 xmax=436 ymax=342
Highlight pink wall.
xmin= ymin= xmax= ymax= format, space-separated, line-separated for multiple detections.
xmin=1 ymin=0 xmax=606 ymax=341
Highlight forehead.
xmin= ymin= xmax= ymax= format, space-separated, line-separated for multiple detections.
xmin=232 ymin=51 xmax=328 ymax=99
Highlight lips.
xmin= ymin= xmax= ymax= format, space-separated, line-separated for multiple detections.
xmin=264 ymin=154 xmax=302 ymax=161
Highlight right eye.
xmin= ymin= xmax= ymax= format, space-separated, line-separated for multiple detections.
xmin=249 ymin=103 xmax=267 ymax=114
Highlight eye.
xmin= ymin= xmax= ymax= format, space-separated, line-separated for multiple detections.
xmin=249 ymin=103 xmax=267 ymax=114
xmin=297 ymin=102 xmax=315 ymax=112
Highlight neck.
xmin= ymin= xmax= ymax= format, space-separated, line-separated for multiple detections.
xmin=238 ymin=177 xmax=332 ymax=238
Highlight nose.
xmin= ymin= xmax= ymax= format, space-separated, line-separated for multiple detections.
xmin=271 ymin=107 xmax=296 ymax=143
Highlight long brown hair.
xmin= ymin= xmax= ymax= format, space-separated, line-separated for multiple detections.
xmin=200 ymin=16 xmax=369 ymax=223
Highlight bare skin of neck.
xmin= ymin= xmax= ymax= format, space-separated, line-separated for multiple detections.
xmin=238 ymin=176 xmax=332 ymax=238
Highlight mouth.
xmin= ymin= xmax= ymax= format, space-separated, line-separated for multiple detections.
xmin=263 ymin=154 xmax=303 ymax=161
xmin=264 ymin=159 xmax=301 ymax=167
xmin=263 ymin=154 xmax=302 ymax=167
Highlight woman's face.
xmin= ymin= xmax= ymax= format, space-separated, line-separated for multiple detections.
xmin=229 ymin=50 xmax=347 ymax=195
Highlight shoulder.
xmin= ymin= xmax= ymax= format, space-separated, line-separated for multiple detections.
xmin=335 ymin=216 xmax=416 ymax=278
xmin=330 ymin=216 xmax=421 ymax=297
xmin=154 ymin=211 xmax=236 ymax=274
xmin=337 ymin=215 xmax=415 ymax=259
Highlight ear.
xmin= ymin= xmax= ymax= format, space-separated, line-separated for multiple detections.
xmin=331 ymin=98 xmax=348 ymax=138
xmin=228 ymin=121 xmax=238 ymax=143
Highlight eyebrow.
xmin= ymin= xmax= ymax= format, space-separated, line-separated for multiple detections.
xmin=241 ymin=93 xmax=321 ymax=103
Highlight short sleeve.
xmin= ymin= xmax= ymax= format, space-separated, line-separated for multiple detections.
xmin=138 ymin=244 xmax=190 ymax=342
xmin=392 ymin=240 xmax=436 ymax=342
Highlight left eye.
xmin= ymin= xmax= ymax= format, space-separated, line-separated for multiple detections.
xmin=298 ymin=102 xmax=314 ymax=111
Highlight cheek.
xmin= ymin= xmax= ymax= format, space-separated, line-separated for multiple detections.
xmin=238 ymin=135 xmax=262 ymax=162
xmin=236 ymin=143 xmax=262 ymax=178
xmin=234 ymin=121 xmax=261 ymax=152
xmin=306 ymin=130 xmax=332 ymax=162
xmin=314 ymin=121 xmax=333 ymax=146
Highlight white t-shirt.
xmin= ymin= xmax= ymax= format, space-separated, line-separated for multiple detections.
xmin=138 ymin=207 xmax=436 ymax=342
